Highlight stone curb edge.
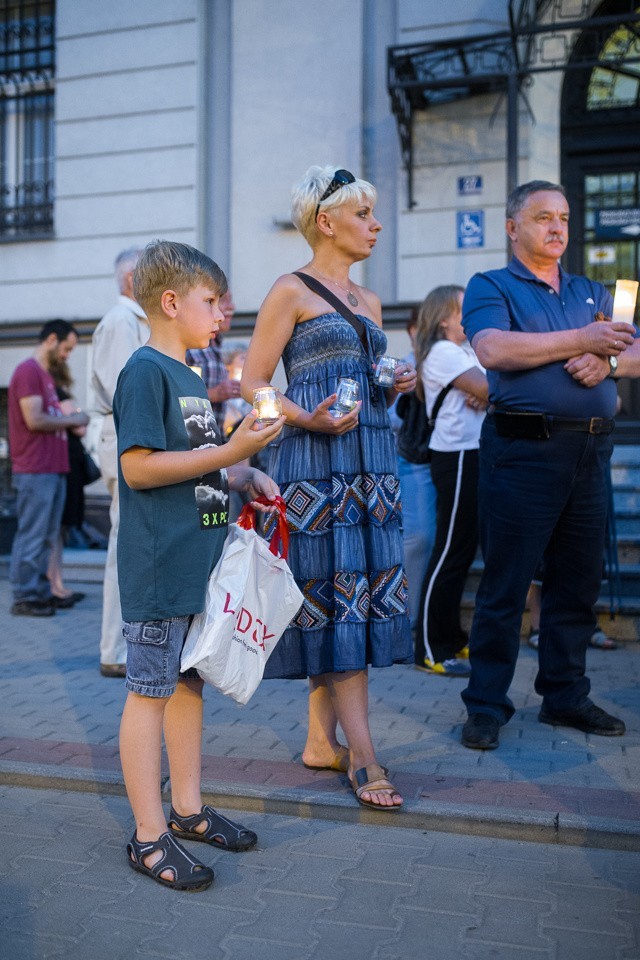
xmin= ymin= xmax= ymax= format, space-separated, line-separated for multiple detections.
xmin=2 ymin=760 xmax=639 ymax=853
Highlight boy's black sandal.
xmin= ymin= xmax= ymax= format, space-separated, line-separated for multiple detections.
xmin=126 ymin=831 xmax=214 ymax=891
xmin=168 ymin=804 xmax=258 ymax=852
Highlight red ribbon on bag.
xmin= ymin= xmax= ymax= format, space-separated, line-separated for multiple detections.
xmin=236 ymin=495 xmax=290 ymax=559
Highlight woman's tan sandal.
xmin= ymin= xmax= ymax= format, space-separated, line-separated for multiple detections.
xmin=303 ymin=745 xmax=349 ymax=773
xmin=350 ymin=764 xmax=402 ymax=811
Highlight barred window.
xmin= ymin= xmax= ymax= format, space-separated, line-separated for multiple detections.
xmin=0 ymin=1 xmax=55 ymax=241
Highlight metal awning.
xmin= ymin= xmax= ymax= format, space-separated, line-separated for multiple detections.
xmin=387 ymin=0 xmax=640 ymax=206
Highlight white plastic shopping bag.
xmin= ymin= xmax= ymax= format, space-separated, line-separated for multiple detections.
xmin=181 ymin=496 xmax=303 ymax=704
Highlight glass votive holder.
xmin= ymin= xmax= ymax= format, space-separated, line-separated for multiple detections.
xmin=373 ymin=356 xmax=398 ymax=387
xmin=253 ymin=387 xmax=282 ymax=423
xmin=329 ymin=378 xmax=360 ymax=418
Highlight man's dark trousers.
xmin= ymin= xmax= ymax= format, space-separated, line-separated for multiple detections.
xmin=462 ymin=416 xmax=612 ymax=725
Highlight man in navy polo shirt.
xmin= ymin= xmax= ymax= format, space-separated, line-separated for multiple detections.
xmin=460 ymin=180 xmax=639 ymax=750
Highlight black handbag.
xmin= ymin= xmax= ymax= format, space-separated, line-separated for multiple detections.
xmin=396 ymin=384 xmax=452 ymax=464
xmin=81 ymin=450 xmax=102 ymax=486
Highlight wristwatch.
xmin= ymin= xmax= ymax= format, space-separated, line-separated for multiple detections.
xmin=608 ymin=355 xmax=619 ymax=378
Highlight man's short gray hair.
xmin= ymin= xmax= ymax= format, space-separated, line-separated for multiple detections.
xmin=506 ymin=181 xmax=567 ymax=220
xmin=114 ymin=247 xmax=143 ymax=292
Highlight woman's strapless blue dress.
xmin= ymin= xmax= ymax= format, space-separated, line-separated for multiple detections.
xmin=264 ymin=312 xmax=412 ymax=679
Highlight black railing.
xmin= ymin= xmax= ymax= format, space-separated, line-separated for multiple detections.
xmin=0 ymin=1 xmax=54 ymax=75
xmin=0 ymin=176 xmax=53 ymax=237
xmin=387 ymin=0 xmax=640 ymax=207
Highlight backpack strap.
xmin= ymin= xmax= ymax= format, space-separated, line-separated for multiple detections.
xmin=429 ymin=383 xmax=453 ymax=426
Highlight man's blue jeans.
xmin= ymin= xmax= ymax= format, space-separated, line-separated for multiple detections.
xmin=10 ymin=473 xmax=66 ymax=602
xmin=462 ymin=418 xmax=612 ymax=724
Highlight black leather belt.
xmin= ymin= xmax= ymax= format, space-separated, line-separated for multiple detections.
xmin=490 ymin=408 xmax=615 ymax=439
xmin=548 ymin=416 xmax=615 ymax=434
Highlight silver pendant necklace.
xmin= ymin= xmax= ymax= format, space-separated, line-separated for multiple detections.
xmin=312 ymin=268 xmax=359 ymax=307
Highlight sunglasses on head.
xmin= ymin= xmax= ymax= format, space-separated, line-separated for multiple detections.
xmin=315 ymin=169 xmax=356 ymax=220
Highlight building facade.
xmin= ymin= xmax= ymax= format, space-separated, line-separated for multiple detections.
xmin=0 ymin=0 xmax=638 ymax=447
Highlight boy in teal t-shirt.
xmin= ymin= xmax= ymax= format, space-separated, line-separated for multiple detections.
xmin=113 ymin=240 xmax=284 ymax=892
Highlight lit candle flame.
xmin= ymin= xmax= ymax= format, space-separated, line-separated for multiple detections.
xmin=612 ymin=280 xmax=638 ymax=326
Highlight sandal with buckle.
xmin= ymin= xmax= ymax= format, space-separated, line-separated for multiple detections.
xmin=168 ymin=804 xmax=258 ymax=851
xmin=126 ymin=831 xmax=214 ymax=891
xmin=349 ymin=764 xmax=403 ymax=811
xmin=303 ymin=744 xmax=350 ymax=773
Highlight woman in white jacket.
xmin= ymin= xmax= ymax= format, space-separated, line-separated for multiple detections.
xmin=413 ymin=286 xmax=488 ymax=677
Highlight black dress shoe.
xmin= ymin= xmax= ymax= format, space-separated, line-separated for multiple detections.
xmin=461 ymin=713 xmax=500 ymax=750
xmin=100 ymin=663 xmax=127 ymax=678
xmin=539 ymin=701 xmax=625 ymax=736
xmin=11 ymin=599 xmax=55 ymax=617
xmin=51 ymin=595 xmax=75 ymax=609
xmin=52 ymin=592 xmax=86 ymax=606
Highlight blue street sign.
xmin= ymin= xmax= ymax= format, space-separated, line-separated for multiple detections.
xmin=457 ymin=210 xmax=484 ymax=249
xmin=457 ymin=175 xmax=483 ymax=196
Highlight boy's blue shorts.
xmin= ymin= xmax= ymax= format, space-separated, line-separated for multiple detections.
xmin=123 ymin=616 xmax=200 ymax=698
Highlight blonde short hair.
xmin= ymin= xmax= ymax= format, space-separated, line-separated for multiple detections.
xmin=133 ymin=240 xmax=227 ymax=316
xmin=291 ymin=165 xmax=377 ymax=244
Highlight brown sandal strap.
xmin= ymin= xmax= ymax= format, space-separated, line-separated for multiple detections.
xmin=351 ymin=764 xmax=398 ymax=799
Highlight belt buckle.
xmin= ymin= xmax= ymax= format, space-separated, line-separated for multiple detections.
xmin=588 ymin=417 xmax=604 ymax=435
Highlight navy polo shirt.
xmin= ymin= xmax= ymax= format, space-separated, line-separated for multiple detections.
xmin=462 ymin=257 xmax=616 ymax=418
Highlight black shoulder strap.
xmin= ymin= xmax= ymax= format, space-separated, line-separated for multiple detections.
xmin=429 ymin=383 xmax=453 ymax=426
xmin=293 ymin=271 xmax=369 ymax=354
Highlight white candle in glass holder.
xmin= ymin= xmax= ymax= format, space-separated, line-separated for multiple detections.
xmin=253 ymin=387 xmax=282 ymax=423
xmin=611 ymin=280 xmax=638 ymax=326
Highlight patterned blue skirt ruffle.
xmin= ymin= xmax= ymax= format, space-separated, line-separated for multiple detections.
xmin=264 ymin=312 xmax=412 ymax=679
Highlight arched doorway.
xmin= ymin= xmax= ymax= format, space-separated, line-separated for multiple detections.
xmin=562 ymin=0 xmax=640 ymax=437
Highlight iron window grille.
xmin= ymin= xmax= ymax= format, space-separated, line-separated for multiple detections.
xmin=0 ymin=1 xmax=55 ymax=240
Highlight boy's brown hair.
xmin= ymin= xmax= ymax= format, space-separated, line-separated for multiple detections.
xmin=133 ymin=240 xmax=227 ymax=316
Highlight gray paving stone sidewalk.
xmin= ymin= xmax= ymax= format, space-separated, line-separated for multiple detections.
xmin=1 ymin=784 xmax=639 ymax=960
xmin=0 ymin=577 xmax=639 ymax=847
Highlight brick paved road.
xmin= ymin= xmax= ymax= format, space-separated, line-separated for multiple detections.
xmin=1 ymin=571 xmax=639 ymax=958
xmin=1 ymin=784 xmax=639 ymax=960
xmin=1 ymin=579 xmax=639 ymax=846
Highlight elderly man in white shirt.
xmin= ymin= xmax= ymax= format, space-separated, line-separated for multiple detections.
xmin=92 ymin=248 xmax=148 ymax=677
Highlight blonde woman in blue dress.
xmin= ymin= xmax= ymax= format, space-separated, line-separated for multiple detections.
xmin=242 ymin=166 xmax=416 ymax=810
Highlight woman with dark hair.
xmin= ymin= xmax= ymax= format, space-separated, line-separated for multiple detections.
xmin=242 ymin=165 xmax=416 ymax=810
xmin=413 ymin=285 xmax=488 ymax=676
xmin=46 ymin=357 xmax=87 ymax=604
